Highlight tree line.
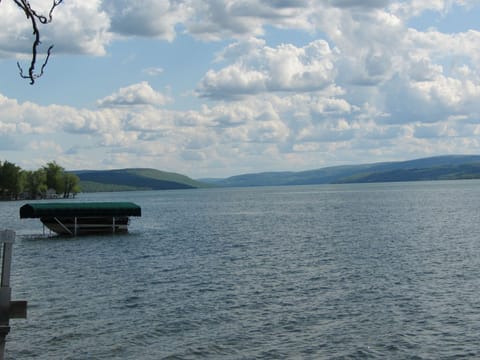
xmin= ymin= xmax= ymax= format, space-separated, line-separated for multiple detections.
xmin=0 ymin=160 xmax=80 ymax=200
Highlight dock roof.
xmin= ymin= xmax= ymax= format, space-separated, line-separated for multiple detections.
xmin=20 ymin=202 xmax=142 ymax=218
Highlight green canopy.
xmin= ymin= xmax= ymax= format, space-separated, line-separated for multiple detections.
xmin=20 ymin=202 xmax=141 ymax=218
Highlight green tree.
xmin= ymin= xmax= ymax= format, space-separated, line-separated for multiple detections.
xmin=23 ymin=168 xmax=47 ymax=199
xmin=0 ymin=161 xmax=24 ymax=200
xmin=43 ymin=161 xmax=65 ymax=195
xmin=1 ymin=160 xmax=80 ymax=201
xmin=62 ymin=173 xmax=81 ymax=198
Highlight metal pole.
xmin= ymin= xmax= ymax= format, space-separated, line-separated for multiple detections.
xmin=0 ymin=230 xmax=27 ymax=360
xmin=0 ymin=230 xmax=14 ymax=360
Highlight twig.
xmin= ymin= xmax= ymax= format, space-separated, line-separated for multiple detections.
xmin=8 ymin=0 xmax=63 ymax=84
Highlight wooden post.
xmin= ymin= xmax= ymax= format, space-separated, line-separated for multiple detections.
xmin=0 ymin=230 xmax=27 ymax=360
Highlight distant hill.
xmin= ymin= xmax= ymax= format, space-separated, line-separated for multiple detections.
xmin=73 ymin=155 xmax=480 ymax=192
xmin=73 ymin=168 xmax=211 ymax=192
xmin=202 ymin=155 xmax=480 ymax=187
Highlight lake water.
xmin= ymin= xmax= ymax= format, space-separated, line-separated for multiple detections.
xmin=1 ymin=181 xmax=480 ymax=359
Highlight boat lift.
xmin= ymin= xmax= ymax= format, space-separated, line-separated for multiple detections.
xmin=20 ymin=202 xmax=141 ymax=236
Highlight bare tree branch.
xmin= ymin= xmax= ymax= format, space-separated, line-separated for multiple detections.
xmin=3 ymin=0 xmax=64 ymax=84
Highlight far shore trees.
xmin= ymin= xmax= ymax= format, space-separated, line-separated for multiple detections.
xmin=0 ymin=160 xmax=80 ymax=200
xmin=0 ymin=161 xmax=23 ymax=200
xmin=23 ymin=168 xmax=47 ymax=200
xmin=44 ymin=161 xmax=65 ymax=194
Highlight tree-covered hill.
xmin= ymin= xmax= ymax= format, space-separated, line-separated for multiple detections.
xmin=203 ymin=155 xmax=480 ymax=187
xmin=74 ymin=168 xmax=211 ymax=192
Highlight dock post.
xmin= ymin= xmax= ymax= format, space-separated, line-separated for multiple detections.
xmin=0 ymin=230 xmax=27 ymax=360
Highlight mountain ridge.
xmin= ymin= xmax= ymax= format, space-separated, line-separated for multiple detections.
xmin=201 ymin=155 xmax=480 ymax=187
xmin=73 ymin=155 xmax=480 ymax=192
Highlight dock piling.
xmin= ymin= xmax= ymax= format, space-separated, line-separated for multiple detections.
xmin=0 ymin=230 xmax=27 ymax=360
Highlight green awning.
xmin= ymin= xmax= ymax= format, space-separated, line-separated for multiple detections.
xmin=20 ymin=202 xmax=142 ymax=218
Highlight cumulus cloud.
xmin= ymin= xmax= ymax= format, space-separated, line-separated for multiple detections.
xmin=2 ymin=0 xmax=480 ymax=177
xmin=328 ymin=0 xmax=389 ymax=9
xmin=0 ymin=0 xmax=111 ymax=57
xmin=0 ymin=0 xmax=474 ymax=60
xmin=101 ymin=0 xmax=193 ymax=40
xmin=198 ymin=39 xmax=337 ymax=99
xmin=192 ymin=0 xmax=480 ymax=132
xmin=0 ymin=80 xmax=477 ymax=178
xmin=47 ymin=1 xmax=112 ymax=55
xmin=185 ymin=0 xmax=392 ymax=41
xmin=389 ymin=0 xmax=474 ymax=19
xmin=97 ymin=82 xmax=172 ymax=108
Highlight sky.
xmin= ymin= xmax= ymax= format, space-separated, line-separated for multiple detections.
xmin=1 ymin=0 xmax=480 ymax=178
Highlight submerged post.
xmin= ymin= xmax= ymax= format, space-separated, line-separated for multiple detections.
xmin=0 ymin=230 xmax=27 ymax=360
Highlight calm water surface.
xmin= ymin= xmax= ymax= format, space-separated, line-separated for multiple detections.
xmin=1 ymin=181 xmax=480 ymax=359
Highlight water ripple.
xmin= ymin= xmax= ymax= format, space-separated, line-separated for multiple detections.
xmin=2 ymin=182 xmax=480 ymax=358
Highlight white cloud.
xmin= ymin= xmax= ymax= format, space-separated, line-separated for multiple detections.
xmin=97 ymin=82 xmax=172 ymax=107
xmin=390 ymin=0 xmax=473 ymax=19
xmin=0 ymin=0 xmax=111 ymax=57
xmin=30 ymin=140 xmax=63 ymax=153
xmin=101 ymin=0 xmax=191 ymax=40
xmin=1 ymin=81 xmax=479 ymax=177
xmin=328 ymin=0 xmax=390 ymax=9
xmin=198 ymin=39 xmax=337 ymax=99
xmin=48 ymin=1 xmax=112 ymax=56
xmin=2 ymin=0 xmax=480 ymax=177
xmin=142 ymin=67 xmax=164 ymax=76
